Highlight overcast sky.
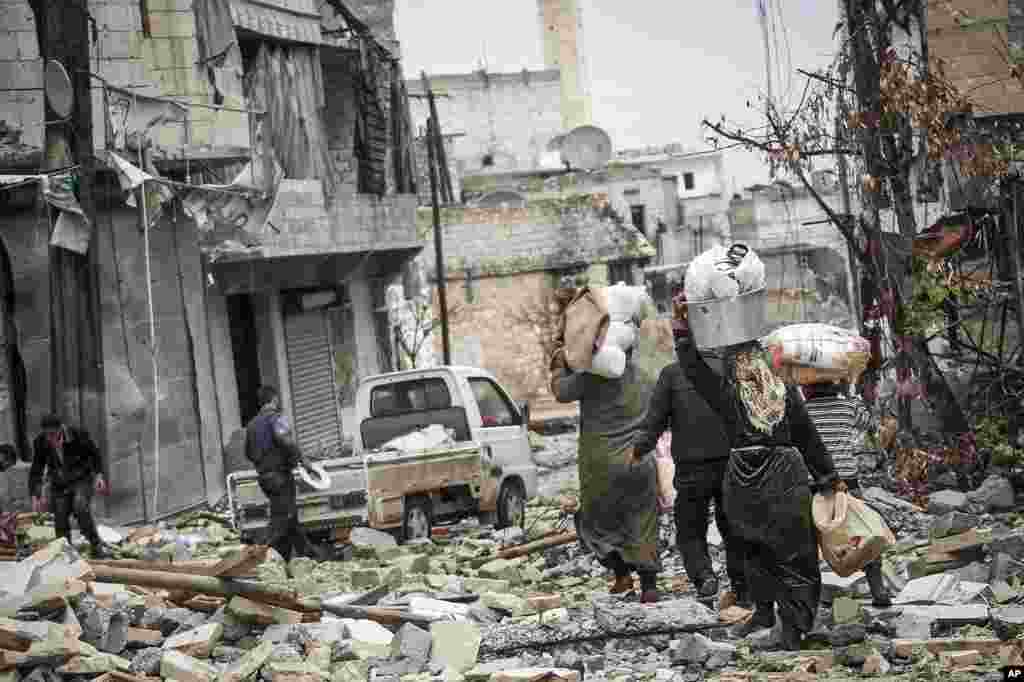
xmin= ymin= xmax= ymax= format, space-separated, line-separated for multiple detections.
xmin=394 ymin=0 xmax=839 ymax=192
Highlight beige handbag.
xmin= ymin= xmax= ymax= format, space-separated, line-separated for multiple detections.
xmin=562 ymin=287 xmax=610 ymax=371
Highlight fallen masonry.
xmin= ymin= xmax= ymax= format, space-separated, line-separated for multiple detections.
xmin=0 ymin=472 xmax=1020 ymax=681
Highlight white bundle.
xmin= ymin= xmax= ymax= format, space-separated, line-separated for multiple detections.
xmin=684 ymin=243 xmax=766 ymax=302
xmin=763 ymin=323 xmax=870 ymax=371
xmin=589 ymin=344 xmax=628 ymax=379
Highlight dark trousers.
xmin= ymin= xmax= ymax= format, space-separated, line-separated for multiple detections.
xmin=50 ymin=479 xmax=102 ymax=547
xmin=607 ymin=551 xmax=658 ymax=591
xmin=674 ymin=458 xmax=745 ymax=594
xmin=258 ymin=470 xmax=319 ymax=562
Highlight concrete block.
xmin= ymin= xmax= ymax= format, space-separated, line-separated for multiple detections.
xmin=0 ymin=30 xmax=38 ymax=60
xmin=93 ymin=3 xmax=142 ymax=31
xmin=162 ymin=622 xmax=223 ymax=658
xmin=0 ymin=4 xmax=34 ymax=31
xmin=147 ymin=10 xmax=196 ymax=38
xmin=161 ymin=649 xmax=217 ymax=682
xmin=0 ymin=58 xmax=41 ymax=90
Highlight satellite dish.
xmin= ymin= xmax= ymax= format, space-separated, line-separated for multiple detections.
xmin=44 ymin=60 xmax=74 ymax=119
xmin=560 ymin=125 xmax=613 ymax=171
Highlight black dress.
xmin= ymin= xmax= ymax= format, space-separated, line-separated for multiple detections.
xmin=678 ymin=339 xmax=837 ymax=634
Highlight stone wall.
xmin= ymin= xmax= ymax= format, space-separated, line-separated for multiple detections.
xmin=406 ymin=70 xmax=564 ymax=175
xmin=0 ymin=0 xmax=44 ymax=169
xmin=438 ymin=271 xmax=556 ymax=401
xmin=88 ymin=0 xmax=249 ymax=153
xmin=94 ymin=197 xmax=224 ymax=523
xmin=0 ymin=201 xmax=52 ymax=511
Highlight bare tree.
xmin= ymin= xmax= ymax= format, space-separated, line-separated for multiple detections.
xmin=698 ymin=0 xmax=1005 ymax=447
xmin=394 ymin=296 xmax=463 ymax=369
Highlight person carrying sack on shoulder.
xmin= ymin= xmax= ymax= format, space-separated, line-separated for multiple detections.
xmin=802 ymin=380 xmax=891 ymax=607
xmin=28 ymin=414 xmax=113 ymax=559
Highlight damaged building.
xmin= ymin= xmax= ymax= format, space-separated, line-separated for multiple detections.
xmin=0 ymin=0 xmax=423 ymax=522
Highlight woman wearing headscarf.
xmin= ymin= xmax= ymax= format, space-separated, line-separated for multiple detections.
xmin=549 ymin=290 xmax=662 ymax=604
xmin=673 ymin=294 xmax=840 ymax=650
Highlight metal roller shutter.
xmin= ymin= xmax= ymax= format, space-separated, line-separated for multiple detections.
xmin=284 ymin=310 xmax=343 ymax=457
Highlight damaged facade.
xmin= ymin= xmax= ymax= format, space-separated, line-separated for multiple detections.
xmin=416 ymin=196 xmax=655 ymax=405
xmin=0 ymin=0 xmax=423 ymax=522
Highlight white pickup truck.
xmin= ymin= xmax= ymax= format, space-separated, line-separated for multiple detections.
xmin=227 ymin=366 xmax=539 ymax=544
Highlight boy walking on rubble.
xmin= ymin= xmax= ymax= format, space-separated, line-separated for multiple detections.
xmin=29 ymin=414 xmax=113 ymax=559
xmin=801 ymin=381 xmax=892 ymax=607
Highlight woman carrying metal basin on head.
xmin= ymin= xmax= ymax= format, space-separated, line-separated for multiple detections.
xmin=672 ymin=246 xmax=840 ymax=651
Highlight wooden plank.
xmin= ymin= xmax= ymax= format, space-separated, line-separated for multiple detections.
xmin=174 ymin=220 xmax=226 ymax=506
xmin=89 ymin=546 xmax=267 ymax=579
xmin=892 ymin=638 xmax=1007 ymax=657
xmin=928 ymin=528 xmax=989 ymax=554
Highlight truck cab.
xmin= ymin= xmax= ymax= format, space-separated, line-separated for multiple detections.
xmin=355 ymin=366 xmax=538 ymax=531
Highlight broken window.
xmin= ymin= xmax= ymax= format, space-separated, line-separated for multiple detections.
xmin=630 ymin=204 xmax=647 ymax=233
xmin=683 ymin=172 xmax=695 ymax=191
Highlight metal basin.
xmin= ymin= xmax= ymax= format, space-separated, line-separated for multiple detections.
xmin=684 ymin=287 xmax=769 ymax=349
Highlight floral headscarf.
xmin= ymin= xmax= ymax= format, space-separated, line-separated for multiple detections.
xmin=731 ymin=346 xmax=787 ymax=435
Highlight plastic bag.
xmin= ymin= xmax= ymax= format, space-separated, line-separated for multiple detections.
xmin=684 ymin=243 xmax=765 ymax=301
xmin=606 ymin=283 xmax=652 ymax=322
xmin=654 ymin=431 xmax=676 ymax=512
xmin=589 ymin=343 xmax=627 ymax=379
xmin=812 ymin=491 xmax=896 ymax=577
xmin=604 ymin=320 xmax=637 ymax=352
xmin=764 ymin=323 xmax=871 ymax=371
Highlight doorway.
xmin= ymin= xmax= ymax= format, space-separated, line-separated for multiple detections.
xmin=227 ymin=294 xmax=262 ymax=424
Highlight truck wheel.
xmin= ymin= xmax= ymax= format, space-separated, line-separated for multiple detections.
xmin=402 ymin=497 xmax=432 ymax=542
xmin=497 ymin=480 xmax=525 ymax=530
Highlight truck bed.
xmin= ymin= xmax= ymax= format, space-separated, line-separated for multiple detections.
xmin=227 ymin=457 xmax=369 ymax=542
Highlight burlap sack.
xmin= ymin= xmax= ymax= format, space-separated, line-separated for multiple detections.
xmin=562 ymin=287 xmax=610 ymax=371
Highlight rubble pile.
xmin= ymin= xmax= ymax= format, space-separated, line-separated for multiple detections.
xmin=0 ymin=435 xmax=1020 ymax=681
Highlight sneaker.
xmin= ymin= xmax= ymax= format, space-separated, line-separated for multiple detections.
xmin=90 ymin=543 xmax=113 ymax=560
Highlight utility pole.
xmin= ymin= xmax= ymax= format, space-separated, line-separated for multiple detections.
xmin=421 ymin=72 xmax=452 ymax=365
xmin=757 ymin=0 xmax=775 ymax=178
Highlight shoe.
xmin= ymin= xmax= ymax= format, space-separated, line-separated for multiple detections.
xmin=90 ymin=543 xmax=113 ymax=560
xmin=640 ymin=589 xmax=660 ymax=604
xmin=609 ymin=575 xmax=634 ymax=594
xmin=864 ymin=562 xmax=892 ymax=608
xmin=750 ymin=621 xmax=802 ymax=651
xmin=731 ymin=603 xmax=775 ymax=639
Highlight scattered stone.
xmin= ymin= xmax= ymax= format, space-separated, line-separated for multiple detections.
xmin=430 ymin=621 xmax=482 ymax=672
xmin=668 ymin=633 xmax=736 ymax=666
xmin=346 ymin=619 xmax=394 ymax=659
xmin=929 ymin=511 xmax=979 ymax=539
xmin=967 ymin=475 xmax=1016 ymax=511
xmin=480 ymin=592 xmax=530 ymax=616
xmin=831 ymin=597 xmax=861 ymax=624
xmin=492 ymin=670 xmax=580 ymax=682
xmin=828 ymin=623 xmax=866 ymax=647
xmin=941 ymin=649 xmax=980 ymax=668
xmin=928 ymin=490 xmax=969 ymax=514
xmin=861 ymin=651 xmax=891 ymax=675
xmin=593 ymin=597 xmax=715 ymax=634
xmin=226 ymin=597 xmax=301 ymax=626
xmin=162 ymin=622 xmax=223 ymax=658
xmin=160 ymin=649 xmax=217 ymax=682
xmin=391 ymin=622 xmax=432 ymax=661
xmin=128 ymin=647 xmax=163 ymax=676
xmin=992 ymin=605 xmax=1024 ymax=640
